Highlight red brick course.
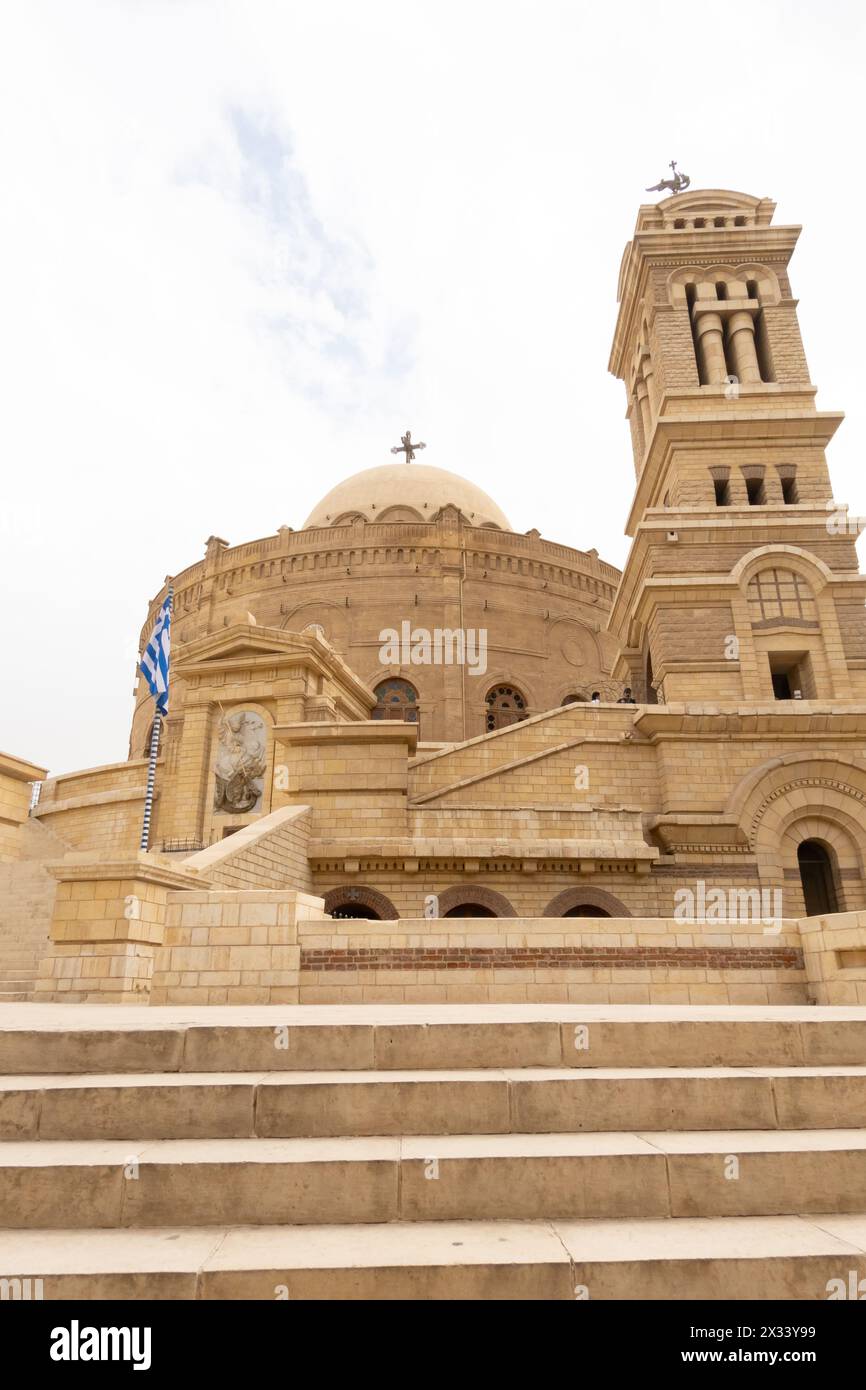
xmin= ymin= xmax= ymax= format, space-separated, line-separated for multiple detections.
xmin=300 ymin=946 xmax=804 ymax=972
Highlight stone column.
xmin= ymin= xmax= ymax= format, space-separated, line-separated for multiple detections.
xmin=694 ymin=311 xmax=727 ymax=384
xmin=726 ymin=310 xmax=762 ymax=383
xmin=635 ymin=379 xmax=652 ymax=441
xmin=161 ymin=704 xmax=212 ymax=842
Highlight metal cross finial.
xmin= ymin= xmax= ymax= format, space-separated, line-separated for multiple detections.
xmin=645 ymin=159 xmax=691 ymax=195
xmin=391 ymin=430 xmax=426 ymax=463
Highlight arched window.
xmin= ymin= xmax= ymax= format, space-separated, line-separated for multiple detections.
xmin=443 ymin=902 xmax=497 ymax=918
xmin=323 ymin=886 xmax=399 ymax=920
xmin=747 ymin=568 xmax=817 ymax=626
xmin=562 ymin=694 xmax=585 ymax=705
xmin=797 ymin=840 xmax=839 ymax=916
xmin=485 ymin=684 xmax=528 ymax=732
xmin=373 ymin=679 xmax=420 ymax=736
xmin=563 ymin=904 xmax=610 ymax=917
xmin=331 ymin=902 xmax=381 ymax=920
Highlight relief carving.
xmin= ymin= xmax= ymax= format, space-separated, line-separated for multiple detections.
xmin=213 ymin=710 xmax=267 ymax=814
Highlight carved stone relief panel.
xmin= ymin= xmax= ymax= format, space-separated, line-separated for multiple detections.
xmin=213 ymin=710 xmax=267 ymax=814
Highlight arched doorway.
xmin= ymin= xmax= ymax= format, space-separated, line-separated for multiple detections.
xmin=443 ymin=903 xmax=497 ymax=918
xmin=330 ymin=904 xmax=381 ymax=920
xmin=563 ymin=905 xmax=610 ymax=918
xmin=797 ymin=840 xmax=839 ymax=916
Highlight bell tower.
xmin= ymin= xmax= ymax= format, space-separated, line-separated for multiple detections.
xmin=607 ymin=188 xmax=866 ymax=704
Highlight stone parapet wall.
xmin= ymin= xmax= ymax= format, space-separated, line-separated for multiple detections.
xmin=297 ymin=915 xmax=807 ymax=1006
xmin=34 ymin=759 xmax=152 ymax=856
xmin=0 ymin=750 xmax=47 ymax=863
xmin=150 ymin=888 xmax=327 ymax=1005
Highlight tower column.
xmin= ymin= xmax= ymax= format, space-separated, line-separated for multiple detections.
xmin=641 ymin=348 xmax=659 ymax=417
xmin=727 ymin=310 xmax=762 ymax=383
xmin=635 ymin=379 xmax=652 ymax=441
xmin=694 ymin=311 xmax=727 ymax=384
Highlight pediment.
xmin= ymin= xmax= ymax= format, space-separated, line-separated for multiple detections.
xmin=175 ymin=624 xmax=320 ymax=667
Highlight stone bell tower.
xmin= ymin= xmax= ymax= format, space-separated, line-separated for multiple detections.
xmin=606 ymin=188 xmax=866 ymax=704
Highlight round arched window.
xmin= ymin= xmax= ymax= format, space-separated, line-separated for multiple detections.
xmin=485 ymin=684 xmax=528 ymax=732
xmin=373 ymin=679 xmax=420 ymax=736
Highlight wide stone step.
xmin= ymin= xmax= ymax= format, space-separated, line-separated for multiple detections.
xmin=4 ymin=1067 xmax=866 ymax=1141
xmin=2 ymin=1130 xmax=866 ymax=1228
xmin=2 ymin=1004 xmax=866 ymax=1073
xmin=0 ymin=1214 xmax=864 ymax=1299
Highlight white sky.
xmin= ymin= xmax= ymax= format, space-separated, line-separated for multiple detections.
xmin=1 ymin=0 xmax=865 ymax=775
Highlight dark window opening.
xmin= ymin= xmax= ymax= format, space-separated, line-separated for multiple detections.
xmin=734 ymin=215 xmax=746 ymax=226
xmin=780 ymin=473 xmax=799 ymax=504
xmin=645 ymin=651 xmax=659 ymax=705
xmin=685 ymin=283 xmax=704 ymax=383
xmin=563 ymin=905 xmax=611 ymax=918
xmin=673 ymin=218 xmax=685 ymax=229
xmin=754 ymin=305 xmax=775 ymax=382
xmin=769 ymin=651 xmax=814 ymax=700
xmin=772 ymin=671 xmax=792 ymax=700
xmin=798 ymin=840 xmax=839 ymax=916
xmin=745 ymin=474 xmax=766 ymax=505
xmin=716 ymin=281 xmax=728 ymax=299
xmin=693 ymin=218 xmax=706 ymax=228
xmin=330 ymin=904 xmax=381 ymax=920
xmin=443 ymin=904 xmax=497 ymax=918
xmin=714 ymin=476 xmax=731 ymax=506
xmin=713 ymin=216 xmax=725 ymax=228
xmin=747 ymin=280 xmax=759 ymax=300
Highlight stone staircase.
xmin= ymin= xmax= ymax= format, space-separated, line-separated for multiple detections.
xmin=1 ymin=1003 xmax=866 ymax=1299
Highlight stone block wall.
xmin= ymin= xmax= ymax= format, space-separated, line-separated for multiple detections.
xmin=297 ymin=915 xmax=807 ymax=1006
xmin=799 ymin=909 xmax=866 ymax=1004
xmin=0 ymin=751 xmax=46 ymax=862
xmin=150 ymin=889 xmax=326 ymax=1004
xmin=34 ymin=760 xmax=151 ymax=856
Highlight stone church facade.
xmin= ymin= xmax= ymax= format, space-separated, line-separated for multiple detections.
xmin=4 ymin=186 xmax=866 ymax=1009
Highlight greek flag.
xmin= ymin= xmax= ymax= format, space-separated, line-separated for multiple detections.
xmin=140 ymin=593 xmax=172 ymax=715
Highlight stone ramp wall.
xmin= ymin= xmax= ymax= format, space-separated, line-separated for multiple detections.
xmin=182 ymin=804 xmax=313 ymax=892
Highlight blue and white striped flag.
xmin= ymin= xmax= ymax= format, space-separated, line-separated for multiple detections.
xmin=140 ymin=594 xmax=172 ymax=715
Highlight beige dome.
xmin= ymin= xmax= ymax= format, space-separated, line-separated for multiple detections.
xmin=302 ymin=463 xmax=512 ymax=530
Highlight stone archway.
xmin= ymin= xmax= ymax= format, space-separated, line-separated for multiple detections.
xmin=543 ymin=886 xmax=632 ymax=917
xmin=434 ymin=885 xmax=517 ymax=918
xmin=726 ymin=753 xmax=866 ymax=916
xmin=323 ymin=886 xmax=399 ymax=920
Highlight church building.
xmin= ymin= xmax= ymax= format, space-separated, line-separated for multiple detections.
xmin=2 ymin=186 xmax=866 ymax=1010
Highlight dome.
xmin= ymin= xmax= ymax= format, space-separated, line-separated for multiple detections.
xmin=302 ymin=463 xmax=512 ymax=530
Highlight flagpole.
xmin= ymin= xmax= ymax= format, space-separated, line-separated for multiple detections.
xmin=139 ymin=584 xmax=173 ymax=853
xmin=139 ymin=709 xmax=163 ymax=852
